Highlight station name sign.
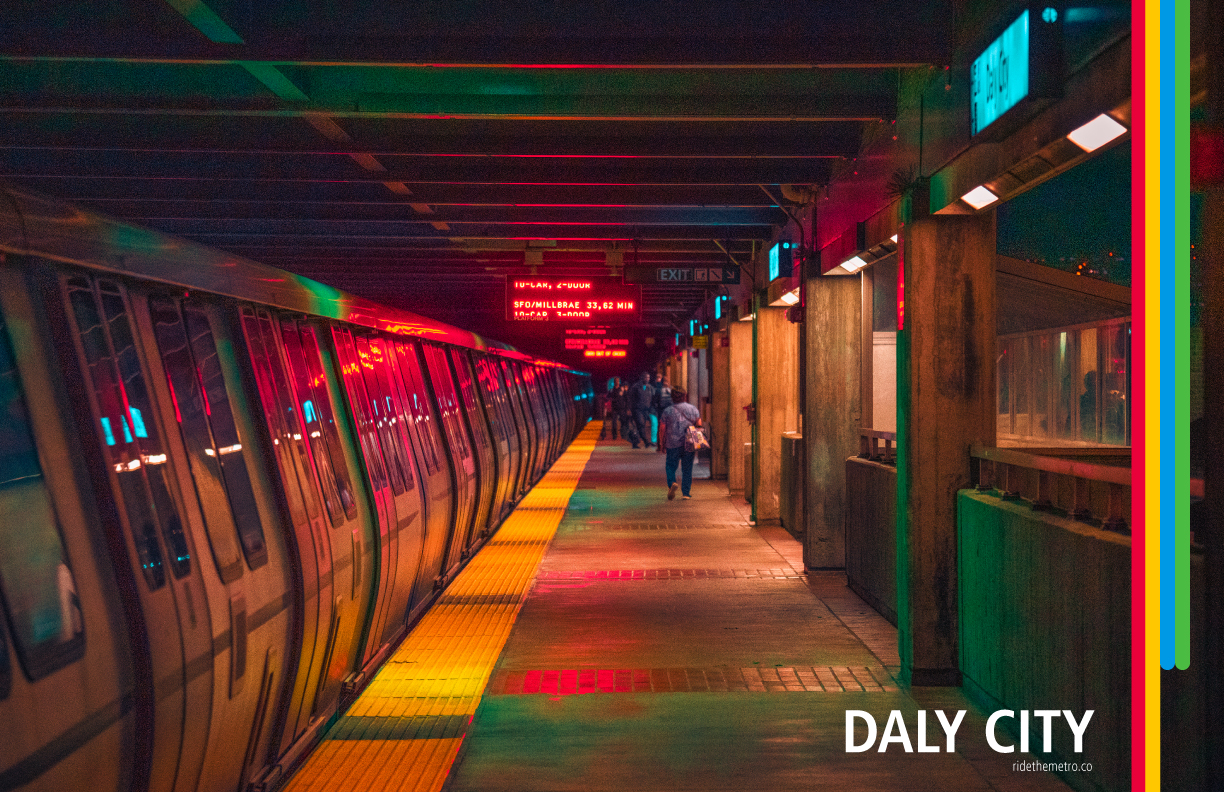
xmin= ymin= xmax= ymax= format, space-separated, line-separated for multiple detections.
xmin=622 ymin=266 xmax=740 ymax=285
xmin=970 ymin=10 xmax=1029 ymax=136
xmin=506 ymin=278 xmax=641 ymax=322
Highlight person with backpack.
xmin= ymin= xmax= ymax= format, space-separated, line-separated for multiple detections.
xmin=659 ymin=388 xmax=702 ymax=499
xmin=652 ymin=375 xmax=672 ymax=454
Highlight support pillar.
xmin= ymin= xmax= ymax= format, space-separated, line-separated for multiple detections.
xmin=711 ymin=329 xmax=730 ymax=480
xmin=728 ymin=320 xmax=753 ymax=493
xmin=803 ymin=271 xmax=861 ymax=568
xmin=753 ymin=305 xmax=800 ymax=521
xmin=897 ymin=207 xmax=996 ymax=686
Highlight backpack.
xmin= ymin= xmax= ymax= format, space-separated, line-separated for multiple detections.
xmin=684 ymin=423 xmax=709 ymax=452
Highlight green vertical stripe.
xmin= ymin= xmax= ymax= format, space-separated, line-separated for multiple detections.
xmin=1175 ymin=0 xmax=1191 ymax=669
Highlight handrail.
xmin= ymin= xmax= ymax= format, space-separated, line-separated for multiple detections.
xmin=969 ymin=445 xmax=1131 ymax=534
xmin=970 ymin=445 xmax=1130 ymax=485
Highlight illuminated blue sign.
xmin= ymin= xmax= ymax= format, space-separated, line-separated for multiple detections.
xmin=768 ymin=242 xmax=792 ymax=282
xmin=971 ymin=10 xmax=1030 ymax=135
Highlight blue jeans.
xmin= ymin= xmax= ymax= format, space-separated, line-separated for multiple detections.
xmin=665 ymin=445 xmax=695 ymax=496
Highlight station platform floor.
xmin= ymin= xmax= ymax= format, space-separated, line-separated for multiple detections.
xmin=283 ymin=422 xmax=1075 ymax=792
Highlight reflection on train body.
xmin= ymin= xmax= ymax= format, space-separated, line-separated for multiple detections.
xmin=0 ymin=185 xmax=593 ymax=792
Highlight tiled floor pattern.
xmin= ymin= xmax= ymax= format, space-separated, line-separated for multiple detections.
xmin=278 ymin=423 xmax=602 ymax=792
xmin=488 ymin=665 xmax=899 ymax=694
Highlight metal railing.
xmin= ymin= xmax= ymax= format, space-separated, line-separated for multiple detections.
xmin=859 ymin=429 xmax=896 ymax=464
xmin=970 ymin=445 xmax=1131 ymax=533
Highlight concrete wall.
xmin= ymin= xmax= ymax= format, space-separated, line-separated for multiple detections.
xmin=958 ymin=492 xmax=1129 ymax=792
xmin=727 ymin=320 xmax=753 ymax=493
xmin=710 ymin=330 xmax=730 ymax=479
xmin=754 ymin=306 xmax=799 ymax=520
xmin=803 ymin=272 xmax=861 ymax=567
xmin=845 ymin=458 xmax=897 ymax=625
xmin=1161 ymin=551 xmax=1208 ymax=791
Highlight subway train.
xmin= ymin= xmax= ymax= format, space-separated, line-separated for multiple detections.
xmin=0 ymin=185 xmax=593 ymax=792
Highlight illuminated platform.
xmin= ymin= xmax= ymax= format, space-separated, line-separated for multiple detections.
xmin=283 ymin=423 xmax=1075 ymax=792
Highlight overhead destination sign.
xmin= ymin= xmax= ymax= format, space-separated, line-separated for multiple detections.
xmin=506 ymin=278 xmax=641 ymax=322
xmin=622 ymin=266 xmax=741 ymax=285
xmin=564 ymin=327 xmax=630 ymax=352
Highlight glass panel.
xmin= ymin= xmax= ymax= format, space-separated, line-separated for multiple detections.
xmin=1077 ymin=326 xmax=1100 ymax=442
xmin=997 ymin=337 xmax=1013 ymax=436
xmin=1102 ymin=322 xmax=1130 ymax=445
xmin=241 ymin=308 xmax=308 ymax=527
xmin=1031 ymin=333 xmax=1051 ymax=440
xmin=1012 ymin=335 xmax=1031 ymax=438
xmin=256 ymin=312 xmax=320 ymax=521
xmin=0 ymin=308 xmax=85 ymax=680
xmin=65 ymin=278 xmax=166 ymax=589
xmin=370 ymin=336 xmax=417 ymax=492
xmin=330 ymin=326 xmax=390 ymax=492
xmin=183 ymin=304 xmax=266 ymax=568
xmin=97 ymin=282 xmax=191 ymax=578
xmin=873 ymin=256 xmax=900 ymax=334
xmin=150 ymin=296 xmax=243 ymax=582
xmin=396 ymin=341 xmax=443 ymax=474
xmin=299 ymin=325 xmax=359 ymax=517
xmin=281 ymin=319 xmax=346 ymax=526
xmin=355 ymin=335 xmax=407 ymax=495
xmin=1052 ymin=331 xmax=1077 ymax=442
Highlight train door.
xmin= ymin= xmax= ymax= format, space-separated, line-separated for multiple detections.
xmin=239 ymin=308 xmax=336 ymax=758
xmin=473 ymin=355 xmax=516 ymax=525
xmin=420 ymin=343 xmax=477 ymax=575
xmin=447 ymin=349 xmax=496 ymax=552
xmin=489 ymin=358 xmax=524 ymax=517
xmin=146 ymin=295 xmax=290 ymax=792
xmin=0 ymin=277 xmax=132 ymax=792
xmin=500 ymin=360 xmax=538 ymax=494
xmin=59 ymin=276 xmax=214 ymax=792
xmin=518 ymin=365 xmax=551 ymax=480
xmin=391 ymin=339 xmax=454 ymax=608
xmin=330 ymin=329 xmax=396 ymax=668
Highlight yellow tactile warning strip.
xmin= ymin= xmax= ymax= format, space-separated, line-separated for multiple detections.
xmin=281 ymin=422 xmax=601 ymax=792
xmin=487 ymin=665 xmax=900 ymax=694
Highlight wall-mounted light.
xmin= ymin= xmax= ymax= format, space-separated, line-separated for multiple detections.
xmin=961 ymin=185 xmax=999 ymax=210
xmin=779 ymin=289 xmax=800 ymax=305
xmin=1067 ymin=114 xmax=1127 ymax=153
xmin=890 ymin=234 xmax=898 ymax=243
xmin=739 ymin=312 xmax=755 ymax=322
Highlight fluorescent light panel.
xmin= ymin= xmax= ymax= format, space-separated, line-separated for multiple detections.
xmin=840 ymin=255 xmax=869 ymax=273
xmin=1067 ymin=114 xmax=1127 ymax=152
xmin=961 ymin=185 xmax=999 ymax=210
xmin=779 ymin=289 xmax=800 ymax=305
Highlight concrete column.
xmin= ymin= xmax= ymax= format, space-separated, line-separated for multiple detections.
xmin=754 ymin=305 xmax=800 ymax=521
xmin=728 ymin=320 xmax=753 ymax=492
xmin=803 ymin=271 xmax=861 ymax=568
xmin=711 ymin=330 xmax=730 ymax=479
xmin=897 ymin=209 xmax=996 ymax=686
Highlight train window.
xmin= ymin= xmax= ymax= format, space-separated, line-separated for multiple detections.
xmin=281 ymin=319 xmax=347 ymax=527
xmin=355 ymin=335 xmax=408 ymax=494
xmin=380 ymin=336 xmax=420 ymax=491
xmin=0 ymin=307 xmax=85 ymax=680
xmin=423 ymin=345 xmax=470 ymax=460
xmin=97 ymin=282 xmax=192 ymax=578
xmin=367 ymin=337 xmax=414 ymax=494
xmin=449 ymin=350 xmax=490 ymax=450
xmin=330 ymin=325 xmax=391 ymax=492
xmin=151 ymin=296 xmax=244 ymax=583
xmin=393 ymin=340 xmax=442 ymax=475
xmin=182 ymin=304 xmax=267 ymax=569
xmin=255 ymin=311 xmax=321 ymax=521
xmin=298 ymin=324 xmax=359 ymax=520
xmin=240 ymin=308 xmax=309 ymax=527
xmin=64 ymin=278 xmax=167 ymax=589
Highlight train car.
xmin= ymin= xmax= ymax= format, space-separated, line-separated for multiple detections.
xmin=0 ymin=185 xmax=592 ymax=792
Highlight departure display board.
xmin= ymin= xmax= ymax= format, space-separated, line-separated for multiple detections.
xmin=565 ymin=328 xmax=629 ymax=358
xmin=507 ymin=278 xmax=641 ymax=322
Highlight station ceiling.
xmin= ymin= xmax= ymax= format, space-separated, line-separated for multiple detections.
xmin=1 ymin=1 xmax=951 ymax=365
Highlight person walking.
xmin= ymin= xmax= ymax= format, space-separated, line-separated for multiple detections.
xmin=653 ymin=375 xmax=672 ymax=453
xmin=608 ymin=381 xmax=626 ymax=440
xmin=660 ymin=388 xmax=701 ymax=499
xmin=629 ymin=372 xmax=655 ymax=448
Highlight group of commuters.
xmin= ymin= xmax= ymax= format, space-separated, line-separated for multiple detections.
xmin=598 ymin=372 xmax=703 ymax=499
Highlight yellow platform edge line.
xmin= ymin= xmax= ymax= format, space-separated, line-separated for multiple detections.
xmin=282 ymin=423 xmax=601 ymax=792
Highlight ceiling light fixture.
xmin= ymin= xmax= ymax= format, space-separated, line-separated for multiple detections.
xmin=1066 ymin=114 xmax=1128 ymax=152
xmin=779 ymin=289 xmax=800 ymax=305
xmin=840 ymin=255 xmax=869 ymax=273
xmin=961 ymin=185 xmax=1000 ymax=210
